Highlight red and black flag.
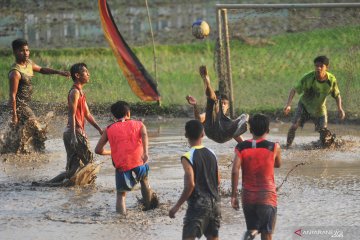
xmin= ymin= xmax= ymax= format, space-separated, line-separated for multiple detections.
xmin=98 ymin=0 xmax=160 ymax=101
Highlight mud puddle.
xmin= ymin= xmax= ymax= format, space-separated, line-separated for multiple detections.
xmin=0 ymin=117 xmax=359 ymax=239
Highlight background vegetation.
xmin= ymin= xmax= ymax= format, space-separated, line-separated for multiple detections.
xmin=1 ymin=26 xmax=359 ymax=118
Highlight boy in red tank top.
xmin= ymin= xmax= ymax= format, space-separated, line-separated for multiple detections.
xmin=95 ymin=101 xmax=158 ymax=214
xmin=48 ymin=63 xmax=103 ymax=186
xmin=231 ymin=114 xmax=281 ymax=240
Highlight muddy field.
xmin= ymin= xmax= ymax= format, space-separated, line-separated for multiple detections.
xmin=0 ymin=115 xmax=359 ymax=240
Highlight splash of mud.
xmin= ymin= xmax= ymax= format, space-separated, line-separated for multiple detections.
xmin=0 ymin=111 xmax=54 ymax=154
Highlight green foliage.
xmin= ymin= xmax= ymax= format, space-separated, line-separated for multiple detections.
xmin=1 ymin=26 xmax=359 ymax=115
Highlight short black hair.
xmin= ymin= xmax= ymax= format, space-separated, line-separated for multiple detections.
xmin=249 ymin=114 xmax=269 ymax=137
xmin=185 ymin=119 xmax=204 ymax=140
xmin=314 ymin=56 xmax=329 ymax=66
xmin=12 ymin=38 xmax=28 ymax=51
xmin=70 ymin=63 xmax=87 ymax=81
xmin=111 ymin=101 xmax=130 ymax=119
xmin=214 ymin=91 xmax=229 ymax=101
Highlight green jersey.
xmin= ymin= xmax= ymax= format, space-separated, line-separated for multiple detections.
xmin=294 ymin=71 xmax=340 ymax=117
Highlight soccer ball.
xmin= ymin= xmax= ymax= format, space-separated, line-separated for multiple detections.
xmin=192 ymin=20 xmax=210 ymax=39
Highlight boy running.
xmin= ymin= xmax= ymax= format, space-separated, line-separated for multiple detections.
xmin=169 ymin=119 xmax=221 ymax=240
xmin=231 ymin=114 xmax=281 ymax=240
xmin=283 ymin=56 xmax=345 ymax=148
xmin=95 ymin=101 xmax=158 ymax=214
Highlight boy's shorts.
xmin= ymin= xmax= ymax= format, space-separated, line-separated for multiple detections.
xmin=183 ymin=196 xmax=221 ymax=239
xmin=243 ymin=204 xmax=277 ymax=234
xmin=292 ymin=102 xmax=326 ymax=131
xmin=115 ymin=164 xmax=149 ymax=192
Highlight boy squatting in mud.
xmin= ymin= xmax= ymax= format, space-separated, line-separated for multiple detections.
xmin=48 ymin=63 xmax=103 ymax=186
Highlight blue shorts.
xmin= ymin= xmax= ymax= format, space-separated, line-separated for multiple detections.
xmin=115 ymin=164 xmax=149 ymax=192
xmin=243 ymin=204 xmax=277 ymax=234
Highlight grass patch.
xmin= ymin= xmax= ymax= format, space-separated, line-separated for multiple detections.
xmin=1 ymin=25 xmax=359 ymax=116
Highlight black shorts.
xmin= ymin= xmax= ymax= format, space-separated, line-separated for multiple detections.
xmin=243 ymin=204 xmax=277 ymax=234
xmin=292 ymin=102 xmax=326 ymax=131
xmin=183 ymin=197 xmax=221 ymax=239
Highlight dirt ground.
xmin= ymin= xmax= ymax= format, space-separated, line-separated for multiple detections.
xmin=0 ymin=115 xmax=359 ymax=240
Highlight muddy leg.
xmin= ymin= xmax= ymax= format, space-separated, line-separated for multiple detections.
xmin=200 ymin=66 xmax=217 ymax=101
xmin=116 ymin=192 xmax=126 ymax=215
xmin=140 ymin=177 xmax=152 ymax=210
xmin=286 ymin=124 xmax=298 ymax=148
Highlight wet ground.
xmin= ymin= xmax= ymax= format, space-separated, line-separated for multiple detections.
xmin=0 ymin=116 xmax=359 ymax=240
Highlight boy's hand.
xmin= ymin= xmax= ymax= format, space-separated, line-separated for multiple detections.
xmin=60 ymin=71 xmax=71 ymax=78
xmin=338 ymin=108 xmax=345 ymax=120
xmin=70 ymin=133 xmax=78 ymax=148
xmin=142 ymin=153 xmax=149 ymax=163
xmin=231 ymin=196 xmax=240 ymax=210
xmin=186 ymin=95 xmax=197 ymax=105
xmin=199 ymin=65 xmax=208 ymax=78
xmin=283 ymin=105 xmax=291 ymax=116
xmin=11 ymin=114 xmax=18 ymax=126
xmin=169 ymin=205 xmax=179 ymax=218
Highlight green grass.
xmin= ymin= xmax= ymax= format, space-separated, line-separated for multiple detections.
xmin=1 ymin=25 xmax=360 ymax=116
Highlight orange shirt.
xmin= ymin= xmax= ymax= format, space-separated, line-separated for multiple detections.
xmin=106 ymin=120 xmax=144 ymax=171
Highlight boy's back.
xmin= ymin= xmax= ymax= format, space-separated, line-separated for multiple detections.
xmin=182 ymin=145 xmax=219 ymax=201
xmin=107 ymin=119 xmax=144 ymax=171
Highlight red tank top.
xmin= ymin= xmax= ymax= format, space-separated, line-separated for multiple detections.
xmin=235 ymin=138 xmax=278 ymax=206
xmin=67 ymin=84 xmax=86 ymax=132
xmin=106 ymin=120 xmax=144 ymax=171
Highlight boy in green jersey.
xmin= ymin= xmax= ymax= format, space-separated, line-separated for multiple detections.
xmin=283 ymin=56 xmax=345 ymax=148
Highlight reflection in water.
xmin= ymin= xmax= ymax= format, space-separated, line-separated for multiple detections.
xmin=0 ymin=118 xmax=359 ymax=239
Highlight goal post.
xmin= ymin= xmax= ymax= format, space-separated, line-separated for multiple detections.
xmin=215 ymin=3 xmax=360 ymax=118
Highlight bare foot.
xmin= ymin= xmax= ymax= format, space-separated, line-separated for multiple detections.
xmin=199 ymin=65 xmax=211 ymax=87
xmin=186 ymin=95 xmax=197 ymax=105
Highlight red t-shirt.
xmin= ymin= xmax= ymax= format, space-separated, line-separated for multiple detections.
xmin=235 ymin=138 xmax=278 ymax=206
xmin=67 ymin=84 xmax=86 ymax=133
xmin=106 ymin=119 xmax=144 ymax=171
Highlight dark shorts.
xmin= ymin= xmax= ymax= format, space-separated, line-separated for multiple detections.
xmin=204 ymin=98 xmax=248 ymax=143
xmin=115 ymin=164 xmax=149 ymax=192
xmin=243 ymin=204 xmax=277 ymax=234
xmin=183 ymin=197 xmax=221 ymax=239
xmin=63 ymin=130 xmax=93 ymax=177
xmin=292 ymin=102 xmax=326 ymax=131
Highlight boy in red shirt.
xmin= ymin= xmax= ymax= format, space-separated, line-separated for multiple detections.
xmin=95 ymin=101 xmax=157 ymax=214
xmin=231 ymin=114 xmax=281 ymax=240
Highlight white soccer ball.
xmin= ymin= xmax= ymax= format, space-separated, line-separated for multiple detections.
xmin=192 ymin=20 xmax=210 ymax=39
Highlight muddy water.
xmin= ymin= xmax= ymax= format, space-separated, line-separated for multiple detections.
xmin=0 ymin=117 xmax=359 ymax=240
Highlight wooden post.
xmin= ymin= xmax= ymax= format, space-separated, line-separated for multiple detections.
xmin=145 ymin=0 xmax=161 ymax=106
xmin=221 ymin=9 xmax=234 ymax=118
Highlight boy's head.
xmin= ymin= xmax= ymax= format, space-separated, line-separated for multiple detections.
xmin=215 ymin=91 xmax=230 ymax=113
xmin=185 ymin=119 xmax=204 ymax=141
xmin=111 ymin=101 xmax=130 ymax=119
xmin=12 ymin=39 xmax=30 ymax=62
xmin=12 ymin=38 xmax=28 ymax=52
xmin=249 ymin=114 xmax=270 ymax=137
xmin=314 ymin=56 xmax=329 ymax=76
xmin=314 ymin=55 xmax=329 ymax=66
xmin=70 ymin=63 xmax=89 ymax=82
